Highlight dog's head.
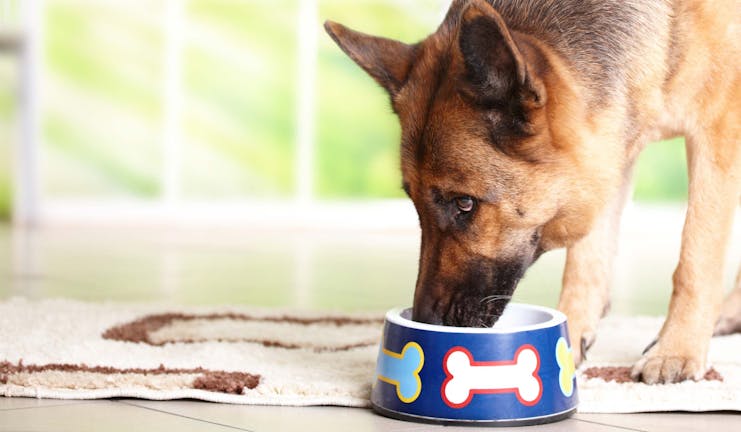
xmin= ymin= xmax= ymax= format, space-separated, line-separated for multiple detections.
xmin=326 ymin=0 xmax=617 ymax=326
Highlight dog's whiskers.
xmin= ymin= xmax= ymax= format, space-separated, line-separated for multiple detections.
xmin=476 ymin=318 xmax=491 ymax=328
xmin=480 ymin=294 xmax=512 ymax=305
xmin=475 ymin=312 xmax=502 ymax=328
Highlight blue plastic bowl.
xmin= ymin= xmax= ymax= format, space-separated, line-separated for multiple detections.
xmin=371 ymin=304 xmax=577 ymax=426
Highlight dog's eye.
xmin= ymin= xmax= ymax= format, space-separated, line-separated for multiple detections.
xmin=455 ymin=196 xmax=475 ymax=213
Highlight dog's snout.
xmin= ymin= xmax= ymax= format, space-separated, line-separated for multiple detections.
xmin=412 ymin=255 xmax=534 ymax=328
xmin=412 ymin=296 xmax=443 ymax=325
xmin=411 ymin=303 xmax=444 ymax=326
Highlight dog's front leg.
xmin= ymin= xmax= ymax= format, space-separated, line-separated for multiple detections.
xmin=558 ymin=169 xmax=634 ymax=365
xmin=632 ymin=123 xmax=741 ymax=384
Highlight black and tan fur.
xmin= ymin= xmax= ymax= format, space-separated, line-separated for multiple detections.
xmin=325 ymin=0 xmax=740 ymax=384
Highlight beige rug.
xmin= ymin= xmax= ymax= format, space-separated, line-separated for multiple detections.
xmin=1 ymin=297 xmax=739 ymax=413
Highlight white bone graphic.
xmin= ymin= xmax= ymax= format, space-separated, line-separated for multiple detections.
xmin=442 ymin=345 xmax=542 ymax=408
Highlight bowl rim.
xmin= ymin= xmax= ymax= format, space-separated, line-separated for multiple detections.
xmin=386 ymin=303 xmax=566 ymax=334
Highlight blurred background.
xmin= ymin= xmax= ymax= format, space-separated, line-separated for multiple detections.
xmin=0 ymin=0 xmax=736 ymax=314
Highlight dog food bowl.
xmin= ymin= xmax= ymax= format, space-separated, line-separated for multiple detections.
xmin=371 ymin=304 xmax=577 ymax=426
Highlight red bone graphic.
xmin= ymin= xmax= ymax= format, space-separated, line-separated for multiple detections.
xmin=441 ymin=345 xmax=542 ymax=408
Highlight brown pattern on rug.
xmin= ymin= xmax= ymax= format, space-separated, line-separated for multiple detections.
xmin=0 ymin=360 xmax=260 ymax=394
xmin=102 ymin=312 xmax=384 ymax=351
xmin=582 ymin=366 xmax=724 ymax=384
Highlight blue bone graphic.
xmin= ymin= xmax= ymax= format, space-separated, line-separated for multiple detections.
xmin=376 ymin=341 xmax=424 ymax=403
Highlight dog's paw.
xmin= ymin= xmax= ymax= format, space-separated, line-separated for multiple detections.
xmin=630 ymin=343 xmax=706 ymax=384
xmin=559 ymin=298 xmax=608 ymax=366
xmin=567 ymin=324 xmax=596 ymax=366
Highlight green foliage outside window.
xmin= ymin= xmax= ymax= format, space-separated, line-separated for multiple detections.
xmin=0 ymin=0 xmax=688 ymax=223
xmin=0 ymin=57 xmax=14 ymax=220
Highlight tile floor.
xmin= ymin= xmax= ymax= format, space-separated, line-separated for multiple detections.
xmin=1 ymin=204 xmax=740 ymax=431
xmin=1 ymin=395 xmax=740 ymax=431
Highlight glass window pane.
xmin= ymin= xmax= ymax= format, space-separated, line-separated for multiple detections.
xmin=0 ymin=56 xmax=14 ymax=219
xmin=35 ymin=0 xmax=689 ymax=206
xmin=633 ymin=137 xmax=688 ymax=201
xmin=42 ymin=0 xmax=165 ymax=198
xmin=181 ymin=0 xmax=298 ymax=198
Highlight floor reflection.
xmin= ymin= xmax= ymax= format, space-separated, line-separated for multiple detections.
xmin=2 ymin=204 xmax=739 ymax=317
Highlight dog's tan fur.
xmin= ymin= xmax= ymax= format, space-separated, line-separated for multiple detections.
xmin=326 ymin=0 xmax=740 ymax=384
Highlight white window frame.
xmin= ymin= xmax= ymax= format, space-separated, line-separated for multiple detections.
xmin=7 ymin=0 xmax=41 ymax=227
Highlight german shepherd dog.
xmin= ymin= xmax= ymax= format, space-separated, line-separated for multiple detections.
xmin=325 ymin=0 xmax=740 ymax=384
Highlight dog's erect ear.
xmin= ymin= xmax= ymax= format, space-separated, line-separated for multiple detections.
xmin=324 ymin=20 xmax=416 ymax=97
xmin=458 ymin=2 xmax=545 ymax=108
